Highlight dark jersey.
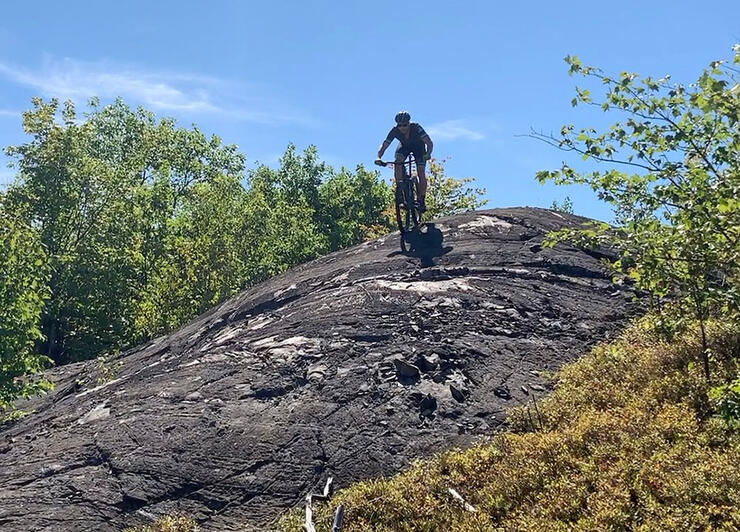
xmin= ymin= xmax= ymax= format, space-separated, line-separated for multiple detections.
xmin=384 ymin=122 xmax=430 ymax=148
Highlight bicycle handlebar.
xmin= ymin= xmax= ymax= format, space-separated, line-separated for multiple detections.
xmin=375 ymin=158 xmax=416 ymax=167
xmin=375 ymin=154 xmax=428 ymax=167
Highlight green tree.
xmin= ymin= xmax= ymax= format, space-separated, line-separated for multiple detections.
xmin=136 ymin=174 xmax=250 ymax=336
xmin=318 ymin=165 xmax=394 ymax=250
xmin=4 ymin=98 xmax=245 ymax=363
xmin=423 ymin=158 xmax=488 ymax=220
xmin=0 ymin=206 xmax=51 ymax=409
xmin=274 ymin=143 xmax=328 ymax=212
xmin=245 ymin=148 xmax=330 ymax=279
xmin=550 ymin=196 xmax=574 ymax=214
xmin=245 ymin=144 xmax=393 ymax=265
xmin=534 ymin=45 xmax=740 ymax=379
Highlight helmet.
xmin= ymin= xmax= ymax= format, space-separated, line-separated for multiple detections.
xmin=395 ymin=111 xmax=411 ymax=124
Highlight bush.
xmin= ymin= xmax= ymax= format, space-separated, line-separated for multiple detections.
xmin=125 ymin=515 xmax=199 ymax=532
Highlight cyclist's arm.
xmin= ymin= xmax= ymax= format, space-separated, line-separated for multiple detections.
xmin=378 ymin=128 xmax=397 ymax=158
xmin=415 ymin=124 xmax=433 ymax=157
xmin=423 ymin=135 xmax=433 ymax=157
xmin=377 ymin=140 xmax=391 ymax=159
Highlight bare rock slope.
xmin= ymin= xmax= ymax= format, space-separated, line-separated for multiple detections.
xmin=0 ymin=208 xmax=638 ymax=531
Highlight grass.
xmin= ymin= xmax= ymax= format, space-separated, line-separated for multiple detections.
xmin=124 ymin=515 xmax=199 ymax=532
xmin=278 ymin=318 xmax=740 ymax=531
xmin=0 ymin=408 xmax=30 ymax=426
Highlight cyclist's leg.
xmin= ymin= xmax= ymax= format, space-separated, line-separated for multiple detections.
xmin=411 ymin=145 xmax=428 ymax=209
xmin=394 ymin=146 xmax=410 ymax=203
xmin=394 ymin=146 xmax=409 ymax=184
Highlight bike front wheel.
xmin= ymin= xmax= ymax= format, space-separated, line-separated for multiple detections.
xmin=395 ymin=178 xmax=421 ymax=251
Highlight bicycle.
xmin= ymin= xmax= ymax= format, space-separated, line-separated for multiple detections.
xmin=375 ymin=154 xmax=423 ymax=252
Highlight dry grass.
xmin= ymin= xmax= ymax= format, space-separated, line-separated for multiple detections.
xmin=125 ymin=515 xmax=199 ymax=532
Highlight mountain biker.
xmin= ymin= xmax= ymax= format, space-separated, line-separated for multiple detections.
xmin=376 ymin=111 xmax=433 ymax=213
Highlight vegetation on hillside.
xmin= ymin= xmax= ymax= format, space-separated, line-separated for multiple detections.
xmin=0 ymin=209 xmax=52 ymax=409
xmin=423 ymin=157 xmax=488 ymax=220
xmin=125 ymin=515 xmax=199 ymax=532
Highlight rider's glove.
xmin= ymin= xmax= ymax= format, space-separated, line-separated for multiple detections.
xmin=423 ymin=153 xmax=431 ymax=161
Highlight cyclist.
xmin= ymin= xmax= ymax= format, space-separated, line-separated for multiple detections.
xmin=376 ymin=111 xmax=433 ymax=213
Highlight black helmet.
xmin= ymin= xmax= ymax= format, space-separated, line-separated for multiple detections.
xmin=395 ymin=111 xmax=411 ymax=124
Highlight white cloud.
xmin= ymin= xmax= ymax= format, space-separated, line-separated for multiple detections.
xmin=0 ymin=57 xmax=314 ymax=126
xmin=0 ymin=58 xmax=217 ymax=112
xmin=0 ymin=108 xmax=20 ymax=118
xmin=426 ymin=120 xmax=485 ymax=141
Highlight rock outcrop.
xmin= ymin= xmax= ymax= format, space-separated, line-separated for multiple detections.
xmin=0 ymin=208 xmax=638 ymax=531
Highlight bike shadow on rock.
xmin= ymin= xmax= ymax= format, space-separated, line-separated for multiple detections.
xmin=389 ymin=223 xmax=453 ymax=267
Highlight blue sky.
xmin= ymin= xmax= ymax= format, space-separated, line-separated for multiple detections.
xmin=1 ymin=0 xmax=738 ymax=222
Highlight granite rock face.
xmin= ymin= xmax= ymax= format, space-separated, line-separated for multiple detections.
xmin=0 ymin=208 xmax=638 ymax=531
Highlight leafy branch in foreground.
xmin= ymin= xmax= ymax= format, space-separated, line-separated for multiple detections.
xmin=535 ymin=45 xmax=740 ymax=380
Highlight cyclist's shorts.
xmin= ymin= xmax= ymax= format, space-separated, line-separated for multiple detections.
xmin=395 ymin=143 xmax=426 ymax=167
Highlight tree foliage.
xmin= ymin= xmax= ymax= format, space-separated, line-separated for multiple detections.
xmin=0 ymin=205 xmax=51 ymax=409
xmin=318 ymin=165 xmax=394 ymax=249
xmin=4 ymin=98 xmax=245 ymax=363
xmin=550 ymin=196 xmax=574 ymax=214
xmin=249 ymin=144 xmax=395 ymax=255
xmin=424 ymin=157 xmax=488 ymax=219
xmin=535 ymin=45 xmax=740 ymax=379
xmin=135 ymin=173 xmax=251 ymax=335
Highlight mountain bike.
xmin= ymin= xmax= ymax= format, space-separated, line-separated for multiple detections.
xmin=375 ymin=155 xmax=422 ymax=252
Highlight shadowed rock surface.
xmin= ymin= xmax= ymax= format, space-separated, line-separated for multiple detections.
xmin=0 ymin=208 xmax=639 ymax=531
